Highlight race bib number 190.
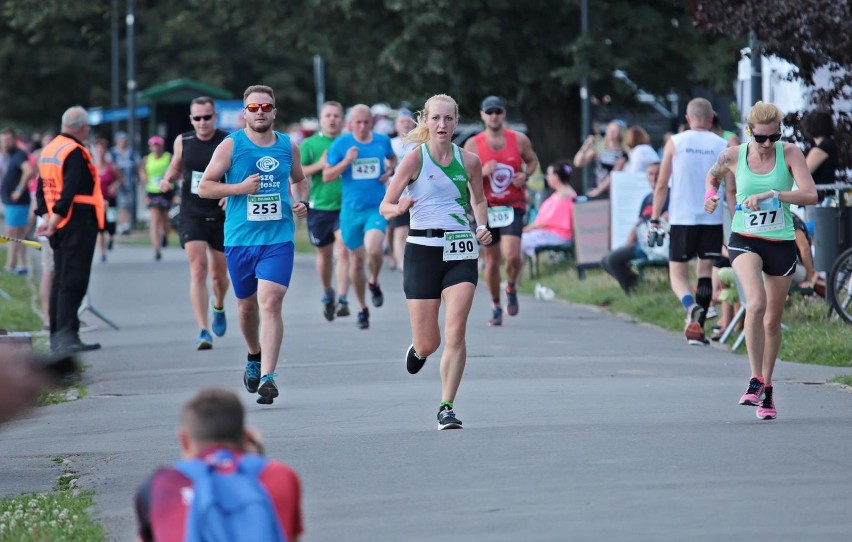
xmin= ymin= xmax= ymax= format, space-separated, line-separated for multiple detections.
xmin=443 ymin=231 xmax=479 ymax=261
xmin=247 ymin=194 xmax=283 ymax=221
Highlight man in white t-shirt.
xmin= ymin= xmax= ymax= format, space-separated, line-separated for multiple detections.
xmin=650 ymin=98 xmax=733 ymax=345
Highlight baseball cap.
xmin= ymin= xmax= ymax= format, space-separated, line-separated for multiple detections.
xmin=114 ymin=131 xmax=128 ymax=141
xmin=147 ymin=135 xmax=165 ymax=146
xmin=480 ymin=96 xmax=505 ymax=112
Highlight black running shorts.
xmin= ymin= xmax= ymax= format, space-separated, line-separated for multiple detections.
xmin=403 ymin=243 xmax=479 ymax=299
xmin=668 ymin=224 xmax=723 ymax=262
xmin=727 ymin=233 xmax=797 ymax=276
xmin=307 ymin=209 xmax=340 ymax=248
xmin=179 ymin=215 xmax=225 ymax=252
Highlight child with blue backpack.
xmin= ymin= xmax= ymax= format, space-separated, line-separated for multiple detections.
xmin=134 ymin=389 xmax=303 ymax=541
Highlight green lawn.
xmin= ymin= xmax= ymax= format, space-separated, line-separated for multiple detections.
xmin=524 ymin=258 xmax=852 ymax=368
xmin=0 ymin=258 xmax=42 ymax=333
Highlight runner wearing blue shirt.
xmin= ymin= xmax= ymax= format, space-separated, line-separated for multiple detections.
xmin=199 ymin=85 xmax=308 ymax=405
xmin=324 ymin=104 xmax=396 ymax=330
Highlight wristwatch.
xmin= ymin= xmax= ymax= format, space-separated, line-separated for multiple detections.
xmin=476 ymin=224 xmax=488 ymax=232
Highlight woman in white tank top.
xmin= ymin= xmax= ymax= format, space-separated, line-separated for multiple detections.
xmin=379 ymin=94 xmax=492 ymax=430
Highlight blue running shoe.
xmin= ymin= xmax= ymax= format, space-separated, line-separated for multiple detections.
xmin=257 ymin=373 xmax=279 ymax=405
xmin=243 ymin=360 xmax=261 ymax=393
xmin=211 ymin=303 xmax=227 ymax=337
xmin=196 ymin=329 xmax=213 ymax=350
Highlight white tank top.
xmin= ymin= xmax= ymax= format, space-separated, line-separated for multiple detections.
xmin=405 ymin=143 xmax=470 ymax=247
xmin=668 ymin=130 xmax=728 ymax=225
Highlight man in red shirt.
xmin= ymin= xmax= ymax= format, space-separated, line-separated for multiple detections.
xmin=134 ymin=389 xmax=303 ymax=542
xmin=464 ymin=96 xmax=538 ymax=326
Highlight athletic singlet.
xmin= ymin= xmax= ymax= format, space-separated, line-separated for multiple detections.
xmin=180 ymin=129 xmax=228 ymax=219
xmin=405 ymin=143 xmax=470 ymax=247
xmin=223 ymin=130 xmax=294 ymax=247
xmin=668 ymin=130 xmax=727 ymax=226
xmin=145 ymin=152 xmax=171 ymax=194
xmin=731 ymin=141 xmax=795 ymax=241
xmin=473 ymin=129 xmax=525 ymax=209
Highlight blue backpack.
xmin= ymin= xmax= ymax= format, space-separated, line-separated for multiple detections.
xmin=175 ymin=449 xmax=287 ymax=542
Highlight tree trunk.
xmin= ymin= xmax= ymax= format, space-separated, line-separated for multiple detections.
xmin=520 ymin=87 xmax=582 ymax=190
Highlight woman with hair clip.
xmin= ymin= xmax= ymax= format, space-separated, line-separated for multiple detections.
xmin=380 ymin=94 xmax=492 ymax=430
xmin=704 ymin=102 xmax=817 ymax=420
xmin=520 ymin=160 xmax=576 ymax=258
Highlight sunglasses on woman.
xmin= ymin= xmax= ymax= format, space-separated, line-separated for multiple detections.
xmin=245 ymin=103 xmax=274 ymax=113
xmin=752 ymin=133 xmax=782 ymax=143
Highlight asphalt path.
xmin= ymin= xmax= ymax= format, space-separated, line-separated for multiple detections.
xmin=2 ymin=242 xmax=852 ymax=541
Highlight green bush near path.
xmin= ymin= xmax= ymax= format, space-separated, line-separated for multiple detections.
xmin=523 ymin=260 xmax=852 ymax=369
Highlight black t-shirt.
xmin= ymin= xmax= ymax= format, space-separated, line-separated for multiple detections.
xmin=811 ymin=138 xmax=838 ymax=185
xmin=179 ymin=129 xmax=228 ymax=219
xmin=1 ymin=147 xmax=30 ymax=205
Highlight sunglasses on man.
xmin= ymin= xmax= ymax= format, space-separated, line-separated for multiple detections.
xmin=484 ymin=109 xmax=504 ymax=116
xmin=191 ymin=114 xmax=214 ymax=122
xmin=751 ymin=133 xmax=782 ymax=144
xmin=245 ymin=103 xmax=274 ymax=113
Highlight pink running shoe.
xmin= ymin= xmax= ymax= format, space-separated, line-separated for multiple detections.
xmin=756 ymin=386 xmax=777 ymax=420
xmin=739 ymin=378 xmax=764 ymax=406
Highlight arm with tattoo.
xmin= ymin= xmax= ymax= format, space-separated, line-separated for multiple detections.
xmin=706 ymin=149 xmax=729 ymax=193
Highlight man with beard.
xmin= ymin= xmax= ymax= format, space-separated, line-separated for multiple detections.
xmin=464 ymin=96 xmax=538 ymax=326
xmin=199 ymin=85 xmax=308 ymax=405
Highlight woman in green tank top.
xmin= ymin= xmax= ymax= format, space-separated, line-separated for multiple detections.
xmin=703 ymin=102 xmax=817 ymax=420
xmin=139 ymin=135 xmax=174 ymax=260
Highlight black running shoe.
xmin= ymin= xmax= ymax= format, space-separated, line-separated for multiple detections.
xmin=322 ymin=295 xmax=336 ymax=322
xmin=406 ymin=344 xmax=427 ymax=374
xmin=506 ymin=288 xmax=519 ymax=316
xmin=243 ymin=360 xmax=261 ymax=393
xmin=336 ymin=300 xmax=351 ymax=317
xmin=256 ymin=373 xmax=279 ymax=405
xmin=437 ymin=406 xmax=462 ymax=430
xmin=357 ymin=308 xmax=370 ymax=330
xmin=368 ymin=282 xmax=384 ymax=307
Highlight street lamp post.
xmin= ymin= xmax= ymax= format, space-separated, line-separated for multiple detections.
xmin=580 ymin=0 xmax=592 ymax=194
xmin=127 ymin=0 xmax=137 ymax=228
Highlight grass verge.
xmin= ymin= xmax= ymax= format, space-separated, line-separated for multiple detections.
xmin=525 ymin=259 xmax=852 ymax=367
xmin=0 ymin=459 xmax=106 ymax=541
xmin=0 ymin=259 xmax=42 ymax=332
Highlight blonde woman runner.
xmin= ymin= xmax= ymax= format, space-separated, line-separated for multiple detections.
xmin=704 ymin=102 xmax=817 ymax=420
xmin=380 ymin=94 xmax=492 ymax=430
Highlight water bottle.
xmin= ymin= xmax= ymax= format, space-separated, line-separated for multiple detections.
xmin=648 ymin=227 xmax=664 ymax=247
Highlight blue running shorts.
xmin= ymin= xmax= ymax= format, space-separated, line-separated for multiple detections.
xmin=225 ymin=241 xmax=295 ymax=298
xmin=340 ymin=206 xmax=386 ymax=250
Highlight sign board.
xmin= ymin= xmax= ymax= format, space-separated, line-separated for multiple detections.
xmin=572 ymin=199 xmax=610 ymax=270
xmin=610 ymin=171 xmax=651 ymax=249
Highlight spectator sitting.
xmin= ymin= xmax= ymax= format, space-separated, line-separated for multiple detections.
xmin=600 ymin=161 xmax=668 ymax=293
xmin=520 ymin=161 xmax=576 ymax=257
xmin=791 ymin=213 xmax=818 ymax=292
xmin=134 ymin=388 xmax=303 ymax=542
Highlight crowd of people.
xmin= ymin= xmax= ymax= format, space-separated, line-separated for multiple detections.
xmin=0 ymin=84 xmax=841 ymax=535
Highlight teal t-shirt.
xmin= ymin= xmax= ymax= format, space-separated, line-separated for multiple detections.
xmin=300 ymin=133 xmax=342 ymax=211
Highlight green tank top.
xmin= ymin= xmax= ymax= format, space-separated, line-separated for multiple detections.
xmin=731 ymin=141 xmax=794 ymax=241
xmin=145 ymin=152 xmax=171 ymax=194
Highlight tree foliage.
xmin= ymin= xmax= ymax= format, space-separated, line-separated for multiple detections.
xmin=1 ymin=0 xmax=740 ymax=167
xmin=690 ymin=0 xmax=851 ymax=177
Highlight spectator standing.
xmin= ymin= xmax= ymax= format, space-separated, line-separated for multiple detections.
xmin=35 ymin=106 xmax=104 ymax=353
xmin=92 ymin=137 xmax=123 ymax=263
xmin=573 ymin=120 xmax=626 ymax=199
xmin=1 ymin=128 xmax=35 ymax=274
